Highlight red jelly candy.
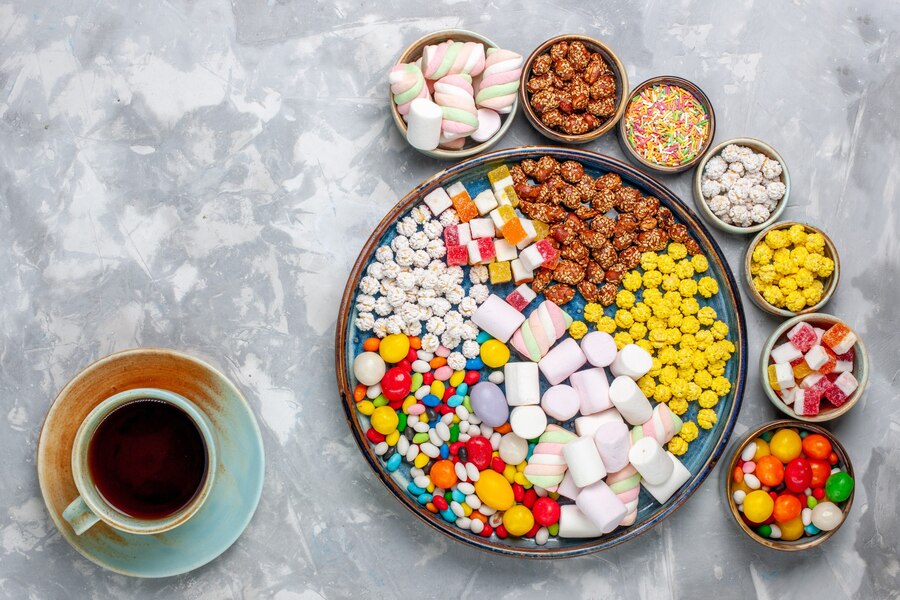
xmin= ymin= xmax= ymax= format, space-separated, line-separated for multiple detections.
xmin=366 ymin=428 xmax=385 ymax=444
xmin=465 ymin=436 xmax=493 ymax=470
xmin=784 ymin=458 xmax=812 ymax=492
xmin=512 ymin=483 xmax=525 ymax=503
xmin=464 ymin=370 xmax=481 ymax=385
xmin=495 ymin=525 xmax=508 ymax=539
xmin=491 ymin=457 xmax=506 ymax=473
xmin=433 ymin=495 xmax=448 ymax=511
xmin=446 ymin=245 xmax=468 ymax=267
xmin=479 ymin=524 xmax=493 ymax=537
xmin=442 ymin=387 xmax=455 ymax=401
xmin=381 ymin=367 xmax=412 ymax=401
xmin=422 ymin=372 xmax=434 ymax=385
xmin=523 ymin=489 xmax=537 ymax=509
xmin=406 ymin=348 xmax=418 ymax=363
xmin=822 ymin=380 xmax=849 ymax=407
xmin=532 ymin=497 xmax=561 ymax=526
xmin=787 ymin=322 xmax=817 ymax=353
xmin=476 ymin=237 xmax=496 ymax=262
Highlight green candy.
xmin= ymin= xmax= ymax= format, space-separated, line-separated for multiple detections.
xmin=398 ymin=413 xmax=407 ymax=432
xmin=761 ymin=430 xmax=774 ymax=442
xmin=410 ymin=372 xmax=423 ymax=392
xmin=463 ymin=396 xmax=473 ymax=413
xmin=373 ymin=395 xmax=388 ymax=407
xmin=548 ymin=523 xmax=559 ymax=536
xmin=449 ymin=423 xmax=459 ymax=443
xmin=756 ymin=524 xmax=772 ymax=538
xmin=412 ymin=432 xmax=430 ymax=444
xmin=825 ymin=472 xmax=854 ymax=503
xmin=807 ymin=496 xmax=818 ymax=509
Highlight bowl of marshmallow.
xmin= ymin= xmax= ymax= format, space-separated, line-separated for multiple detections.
xmin=389 ymin=30 xmax=522 ymax=159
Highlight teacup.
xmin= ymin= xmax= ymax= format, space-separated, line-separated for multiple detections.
xmin=63 ymin=388 xmax=217 ymax=535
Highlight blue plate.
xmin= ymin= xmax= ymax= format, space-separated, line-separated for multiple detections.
xmin=37 ymin=348 xmax=265 ymax=577
xmin=336 ymin=146 xmax=747 ymax=557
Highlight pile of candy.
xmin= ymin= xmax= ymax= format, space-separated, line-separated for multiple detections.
xmin=623 ymin=83 xmax=710 ymax=167
xmin=391 ymin=38 xmax=523 ymax=151
xmin=768 ymin=319 xmax=860 ymax=417
xmin=701 ymin=143 xmax=786 ymax=227
xmin=348 ymin=156 xmax=736 ymax=543
xmin=525 ymin=39 xmax=619 ymax=136
xmin=749 ymin=224 xmax=834 ymax=312
xmin=582 ymin=241 xmax=735 ymax=455
xmin=730 ymin=427 xmax=853 ymax=540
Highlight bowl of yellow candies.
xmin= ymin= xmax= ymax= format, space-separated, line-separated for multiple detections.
xmin=743 ymin=222 xmax=840 ymax=318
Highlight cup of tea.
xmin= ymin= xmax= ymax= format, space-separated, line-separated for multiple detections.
xmin=62 ymin=388 xmax=217 ymax=535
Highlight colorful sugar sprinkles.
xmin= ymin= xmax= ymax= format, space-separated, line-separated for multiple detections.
xmin=348 ymin=155 xmax=737 ymax=543
xmin=624 ymin=84 xmax=710 ymax=167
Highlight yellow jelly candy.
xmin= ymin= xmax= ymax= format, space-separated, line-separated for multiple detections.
xmin=474 ymin=469 xmax=515 ymax=511
xmin=379 ymin=333 xmax=410 ymax=363
xmin=480 ymin=339 xmax=510 ymax=369
xmin=769 ymin=428 xmax=802 ymax=463
xmin=503 ymin=505 xmax=535 ymax=537
xmin=752 ymin=438 xmax=771 ymax=461
xmin=489 ymin=261 xmax=512 ymax=285
xmin=779 ymin=515 xmax=805 ymax=541
xmin=743 ymin=490 xmax=775 ymax=523
xmin=370 ymin=406 xmax=399 ymax=435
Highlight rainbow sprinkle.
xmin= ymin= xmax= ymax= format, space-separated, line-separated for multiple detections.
xmin=624 ymin=83 xmax=710 ymax=167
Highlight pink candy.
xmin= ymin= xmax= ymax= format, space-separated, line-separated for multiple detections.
xmin=787 ymin=321 xmax=817 ymax=353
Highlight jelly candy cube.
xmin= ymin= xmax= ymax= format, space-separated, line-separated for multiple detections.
xmin=532 ymin=220 xmax=550 ymax=241
xmin=446 ymin=245 xmax=469 ymax=267
xmin=771 ymin=341 xmax=802 ymax=364
xmin=473 ymin=189 xmax=498 ymax=215
xmin=506 ymin=283 xmax=537 ymax=312
xmin=494 ymin=239 xmax=518 ymax=262
xmin=444 ymin=223 xmax=471 ymax=247
xmin=515 ymin=219 xmax=537 ymax=250
xmin=511 ymin=258 xmax=533 ymax=285
xmin=799 ymin=372 xmax=824 ymax=389
xmin=447 ymin=182 xmax=478 ymax=223
xmin=503 ymin=185 xmax=520 ymax=208
xmin=487 ymin=165 xmax=512 ymax=187
xmin=477 ymin=237 xmax=496 ymax=263
xmin=819 ymin=346 xmax=837 ymax=375
xmin=821 ymin=323 xmax=857 ymax=355
xmin=787 ymin=322 xmax=817 ymax=352
xmin=469 ymin=218 xmax=495 ymax=239
xmin=500 ymin=218 xmax=528 ymax=246
xmin=804 ymin=345 xmax=829 ymax=371
xmin=767 ymin=363 xmax=780 ymax=390
xmin=791 ymin=358 xmax=814 ymax=380
xmin=423 ymin=187 xmax=452 ymax=216
xmin=836 ymin=347 xmax=855 ymax=362
xmin=825 ymin=371 xmax=858 ymax=407
xmin=489 ymin=261 xmax=512 ymax=285
xmin=795 ymin=387 xmax=822 ymax=416
xmin=769 ymin=363 xmax=795 ymax=391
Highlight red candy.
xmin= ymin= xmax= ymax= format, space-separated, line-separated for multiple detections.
xmin=475 ymin=237 xmax=496 ymax=262
xmin=381 ymin=367 xmax=412 ymax=401
xmin=526 ymin=524 xmax=540 ymax=538
xmin=465 ymin=436 xmax=493 ymax=470
xmin=479 ymin=524 xmax=493 ymax=537
xmin=823 ymin=379 xmax=849 ymax=407
xmin=366 ymin=428 xmax=385 ymax=444
xmin=491 ymin=457 xmax=506 ymax=473
xmin=784 ymin=458 xmax=812 ymax=492
xmin=464 ymin=370 xmax=481 ymax=385
xmin=532 ymin=497 xmax=561 ymax=526
xmin=442 ymin=387 xmax=455 ymax=401
xmin=813 ymin=488 xmax=826 ymax=500
xmin=808 ymin=459 xmax=831 ymax=488
xmin=405 ymin=348 xmax=417 ymax=362
xmin=449 ymin=442 xmax=463 ymax=456
xmin=787 ymin=322 xmax=817 ymax=353
xmin=522 ymin=489 xmax=537 ymax=509
xmin=433 ymin=495 xmax=448 ymax=511
xmin=495 ymin=525 xmax=508 ymax=539
xmin=446 ymin=245 xmax=468 ymax=266
xmin=422 ymin=372 xmax=434 ymax=385
xmin=512 ymin=483 xmax=525 ymax=503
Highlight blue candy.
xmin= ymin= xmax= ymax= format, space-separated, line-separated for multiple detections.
xmin=440 ymin=444 xmax=450 ymax=459
xmin=440 ymin=508 xmax=457 ymax=522
xmin=447 ymin=395 xmax=464 ymax=407
xmin=407 ymin=482 xmax=426 ymax=496
xmin=417 ymin=493 xmax=431 ymax=505
xmin=476 ymin=331 xmax=493 ymax=344
xmin=804 ymin=524 xmax=821 ymax=535
xmin=456 ymin=383 xmax=469 ymax=396
xmin=465 ymin=357 xmax=484 ymax=370
xmin=386 ymin=453 xmax=402 ymax=472
xmin=526 ymin=442 xmax=536 ymax=460
xmin=451 ymin=489 xmax=465 ymax=503
xmin=422 ymin=394 xmax=440 ymax=407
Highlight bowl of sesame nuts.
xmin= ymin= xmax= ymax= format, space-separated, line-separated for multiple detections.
xmin=519 ymin=35 xmax=628 ymax=144
xmin=693 ymin=138 xmax=790 ymax=234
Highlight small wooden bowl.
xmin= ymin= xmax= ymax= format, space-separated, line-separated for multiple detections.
xmin=760 ymin=313 xmax=869 ymax=422
xmin=391 ymin=29 xmax=518 ymax=160
xmin=518 ymin=34 xmax=628 ymax=144
xmin=617 ymin=76 xmax=716 ymax=174
xmin=693 ymin=138 xmax=790 ymax=234
xmin=743 ymin=221 xmax=840 ymax=317
xmin=723 ymin=420 xmax=854 ymax=550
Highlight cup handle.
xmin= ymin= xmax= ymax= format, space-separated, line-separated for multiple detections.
xmin=63 ymin=495 xmax=100 ymax=535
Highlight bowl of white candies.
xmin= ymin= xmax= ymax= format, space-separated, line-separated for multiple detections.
xmin=693 ymin=138 xmax=790 ymax=235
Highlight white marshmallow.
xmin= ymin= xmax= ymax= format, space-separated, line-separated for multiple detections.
xmin=570 ymin=368 xmax=612 ymax=415
xmin=541 ymin=384 xmax=581 ymax=421
xmin=471 ymin=294 xmax=525 ymax=343
xmin=558 ymin=504 xmax=603 ymax=538
xmin=609 ymin=344 xmax=653 ymax=380
xmin=609 ymin=376 xmax=653 ymax=425
xmin=504 ymin=362 xmax=540 ymax=406
xmin=406 ymin=98 xmax=442 ymax=150
xmin=509 ymin=405 xmax=547 ymax=440
xmin=574 ymin=408 xmax=623 ymax=437
xmin=629 ymin=437 xmax=673 ymax=486
xmin=562 ymin=435 xmax=607 ymax=487
xmin=593 ymin=420 xmax=631 ymax=473
xmin=641 ymin=452 xmax=691 ymax=504
xmin=556 ymin=470 xmax=580 ymax=500
xmin=575 ymin=481 xmax=627 ymax=533
xmin=580 ymin=331 xmax=617 ymax=367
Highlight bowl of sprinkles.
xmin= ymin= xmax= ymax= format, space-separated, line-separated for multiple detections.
xmin=618 ymin=76 xmax=715 ymax=174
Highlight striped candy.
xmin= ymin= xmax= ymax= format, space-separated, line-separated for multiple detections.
xmin=523 ymin=425 xmax=577 ymax=491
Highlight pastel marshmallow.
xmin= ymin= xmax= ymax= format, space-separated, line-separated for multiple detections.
xmin=606 ymin=465 xmax=641 ymax=526
xmin=503 ymin=362 xmax=540 ymax=406
xmin=593 ymin=420 xmax=631 ymax=473
xmin=558 ymin=504 xmax=603 ymax=538
xmin=628 ymin=437 xmax=673 ymax=486
xmin=575 ymin=408 xmax=623 ymax=437
xmin=539 ymin=338 xmax=587 ymax=385
xmin=562 ymin=435 xmax=607 ymax=488
xmin=609 ymin=344 xmax=653 ymax=380
xmin=511 ymin=300 xmax=573 ymax=361
xmin=509 ymin=405 xmax=548 ymax=440
xmin=471 ymin=294 xmax=525 ymax=343
xmin=640 ymin=452 xmax=691 ymax=504
xmin=470 ymin=107 xmax=501 ymax=142
xmin=523 ymin=425 xmax=576 ymax=490
xmin=630 ymin=404 xmax=682 ymax=445
xmin=580 ymin=331 xmax=618 ymax=367
xmin=575 ymin=481 xmax=627 ymax=534
xmin=609 ymin=376 xmax=653 ymax=425
xmin=541 ymin=384 xmax=581 ymax=421
xmin=555 ymin=470 xmax=579 ymax=500
xmin=570 ymin=368 xmax=612 ymax=415
xmin=405 ymin=98 xmax=443 ymax=151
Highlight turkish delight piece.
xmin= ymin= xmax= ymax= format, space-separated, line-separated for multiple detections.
xmin=489 ymin=261 xmax=512 ymax=285
xmin=787 ymin=322 xmax=817 ymax=352
xmin=446 ymin=244 xmax=469 ymax=267
xmin=469 ymin=218 xmax=495 ymax=239
xmin=473 ymin=189 xmax=499 ymax=215
xmin=511 ymin=258 xmax=533 ymax=285
xmin=824 ymin=372 xmax=858 ymax=407
xmin=423 ymin=187 xmax=452 ymax=216
xmin=506 ymin=283 xmax=537 ymax=312
xmin=821 ymin=322 xmax=857 ymax=355
xmin=771 ymin=341 xmax=802 ymax=364
xmin=494 ymin=238 xmax=518 ymax=262
xmin=447 ymin=182 xmax=478 ymax=222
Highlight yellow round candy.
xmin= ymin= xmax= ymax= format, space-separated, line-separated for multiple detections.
xmin=769 ymin=428 xmax=802 ymax=463
xmin=502 ymin=505 xmax=535 ymax=537
xmin=370 ymin=406 xmax=399 ymax=435
xmin=779 ymin=515 xmax=805 ymax=541
xmin=474 ymin=470 xmax=515 ymax=510
xmin=752 ymin=438 xmax=771 ymax=461
xmin=743 ymin=490 xmax=775 ymax=523
xmin=480 ymin=339 xmax=510 ymax=369
xmin=379 ymin=334 xmax=410 ymax=363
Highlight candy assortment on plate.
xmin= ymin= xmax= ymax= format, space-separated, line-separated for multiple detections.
xmin=730 ymin=427 xmax=853 ymax=540
xmin=749 ymin=224 xmax=835 ymax=313
xmin=701 ymin=143 xmax=785 ymax=227
xmin=391 ymin=38 xmax=523 ymax=152
xmin=348 ymin=155 xmax=738 ymax=543
xmin=767 ymin=319 xmax=860 ymax=417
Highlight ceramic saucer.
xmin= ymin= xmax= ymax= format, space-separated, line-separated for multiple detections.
xmin=37 ymin=348 xmax=265 ymax=578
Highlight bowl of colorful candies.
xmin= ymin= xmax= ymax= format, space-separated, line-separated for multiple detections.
xmin=724 ymin=420 xmax=855 ymax=550
xmin=761 ymin=313 xmax=868 ymax=422
xmin=390 ymin=29 xmax=521 ymax=159
xmin=743 ymin=222 xmax=840 ymax=317
xmin=617 ymin=76 xmax=715 ymax=174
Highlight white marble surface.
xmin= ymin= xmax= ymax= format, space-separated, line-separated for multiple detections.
xmin=1 ymin=0 xmax=898 ymax=597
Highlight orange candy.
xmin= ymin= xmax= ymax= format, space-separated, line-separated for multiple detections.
xmin=801 ymin=433 xmax=832 ymax=460
xmin=773 ymin=494 xmax=802 ymax=523
xmin=429 ymin=460 xmax=458 ymax=489
xmin=353 ymin=384 xmax=367 ymax=402
xmin=429 ymin=356 xmax=447 ymax=369
xmin=494 ymin=422 xmax=512 ymax=434
xmin=408 ymin=336 xmax=422 ymax=350
xmin=425 ymin=502 xmax=438 ymax=513
xmin=500 ymin=218 xmax=528 ymax=245
xmin=362 ymin=337 xmax=380 ymax=352
xmin=809 ymin=459 xmax=831 ymax=488
xmin=792 ymin=359 xmax=813 ymax=380
xmin=733 ymin=466 xmax=744 ymax=483
xmin=755 ymin=455 xmax=785 ymax=487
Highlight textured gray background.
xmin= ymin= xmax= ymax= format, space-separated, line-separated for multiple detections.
xmin=1 ymin=0 xmax=898 ymax=598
